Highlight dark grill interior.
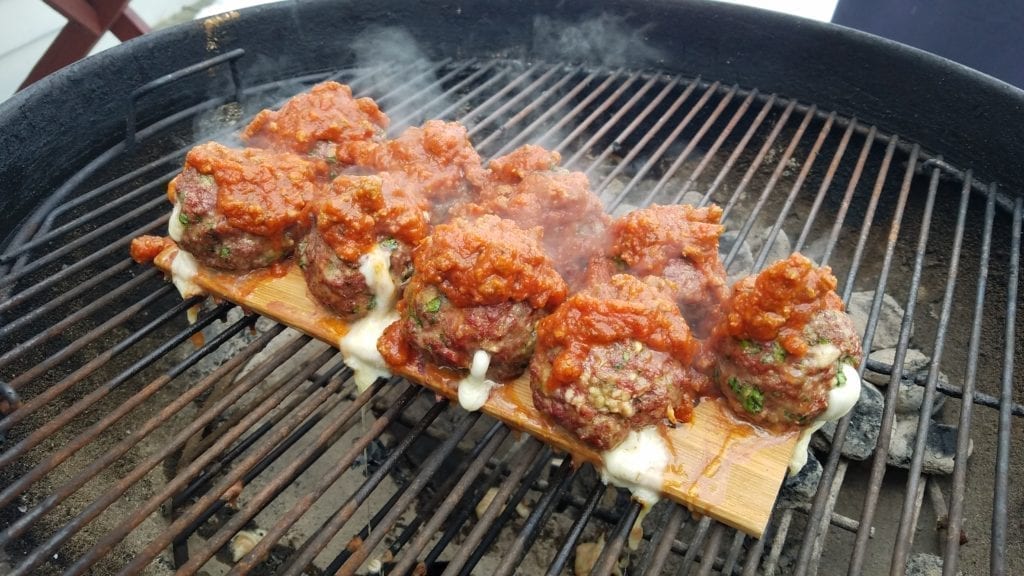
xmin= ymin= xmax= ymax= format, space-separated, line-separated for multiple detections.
xmin=1 ymin=54 xmax=1021 ymax=576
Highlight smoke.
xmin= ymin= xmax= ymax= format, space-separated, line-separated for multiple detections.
xmin=531 ymin=13 xmax=665 ymax=69
xmin=351 ymin=26 xmax=449 ymax=131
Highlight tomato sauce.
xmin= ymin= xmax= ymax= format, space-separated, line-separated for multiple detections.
xmin=130 ymin=235 xmax=173 ymax=264
xmin=719 ymin=253 xmax=843 ymax=356
xmin=183 ymin=142 xmax=327 ymax=237
xmin=241 ymin=81 xmax=388 ymax=156
xmin=411 ymin=215 xmax=567 ymax=310
xmin=314 ymin=173 xmax=429 ymax=263
xmin=536 ymin=274 xmax=698 ymax=391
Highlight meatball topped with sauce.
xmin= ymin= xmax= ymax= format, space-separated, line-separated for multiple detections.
xmin=530 ymin=274 xmax=709 ymax=451
xmin=711 ymin=253 xmax=862 ymax=430
xmin=454 ymin=145 xmax=610 ymax=286
xmin=241 ymin=81 xmax=389 ymax=165
xmin=379 ymin=215 xmax=567 ymax=381
xmin=610 ymin=203 xmax=728 ymax=338
xmin=168 ymin=142 xmax=327 ymax=271
xmin=352 ymin=120 xmax=485 ymax=221
xmin=299 ymin=173 xmax=429 ymax=320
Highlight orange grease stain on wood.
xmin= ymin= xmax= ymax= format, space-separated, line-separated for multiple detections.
xmin=151 ymin=243 xmax=797 ymax=537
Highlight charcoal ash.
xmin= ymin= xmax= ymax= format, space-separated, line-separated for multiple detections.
xmin=888 ymin=415 xmax=972 ymax=475
xmin=864 ymin=347 xmax=948 ymax=415
xmin=848 ymin=291 xmax=911 ymax=352
xmin=906 ymin=552 xmax=961 ymax=576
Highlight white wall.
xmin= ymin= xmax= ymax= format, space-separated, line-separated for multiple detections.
xmin=0 ymin=0 xmax=195 ymax=100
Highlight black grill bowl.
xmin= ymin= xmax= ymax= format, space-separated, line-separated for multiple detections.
xmin=0 ymin=1 xmax=1021 ymax=575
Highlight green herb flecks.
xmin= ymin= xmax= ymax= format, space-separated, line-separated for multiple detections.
xmin=772 ymin=341 xmax=787 ymax=363
xmin=739 ymin=339 xmax=759 ymax=354
xmin=218 ymin=245 xmax=231 ymax=260
xmin=424 ymin=297 xmax=441 ymax=314
xmin=380 ymin=238 xmax=399 ymax=251
xmin=199 ymin=174 xmax=215 ymax=187
xmin=835 ymin=366 xmax=847 ymax=387
xmin=178 ymin=212 xmax=190 ymax=226
xmin=728 ymin=376 xmax=764 ymax=414
xmin=367 ymin=296 xmax=377 ymax=311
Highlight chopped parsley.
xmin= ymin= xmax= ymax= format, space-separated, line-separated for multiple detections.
xmin=424 ymin=297 xmax=442 ymax=313
xmin=739 ymin=339 xmax=759 ymax=354
xmin=728 ymin=376 xmax=764 ymax=414
xmin=379 ymin=238 xmax=399 ymax=251
xmin=178 ymin=212 xmax=190 ymax=226
xmin=366 ymin=296 xmax=377 ymax=311
xmin=772 ymin=341 xmax=787 ymax=363
xmin=217 ymin=245 xmax=231 ymax=259
xmin=835 ymin=366 xmax=847 ymax=387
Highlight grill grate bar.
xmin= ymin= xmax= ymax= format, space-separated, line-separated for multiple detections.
xmin=494 ymin=457 xmax=578 ymax=576
xmin=891 ymin=158 xmax=975 ymax=570
xmin=473 ymin=68 xmax=587 ymax=152
xmin=845 ymin=162 xmax=943 ymax=575
xmin=411 ymin=64 xmax=515 ymax=128
xmin=990 ymin=192 xmax=1021 ymax=576
xmin=593 ymin=78 xmax=710 ymax=203
xmin=173 ymin=355 xmax=380 ymax=573
xmin=752 ymin=110 xmax=835 ymax=272
xmin=864 ymin=357 xmax=1024 ymax=416
xmin=698 ymin=95 xmax=776 ymax=210
xmin=438 ymin=439 xmax=545 ymax=576
xmin=674 ymin=89 xmax=758 ymax=206
xmin=591 ymin=500 xmax=643 ymax=576
xmin=386 ymin=58 xmax=488 ymax=120
xmin=274 ymin=387 xmax=446 ymax=569
xmin=0 ymin=215 xmax=166 ymax=307
xmin=678 ymin=516 xmax=713 ymax=576
xmin=605 ymin=81 xmax=723 ymax=212
xmin=0 ymin=299 xmax=224 ymax=488
xmin=793 ymin=118 xmax=857 ymax=253
xmin=763 ymin=508 xmax=794 ymax=576
xmin=0 ymin=314 xmax=263 ymax=546
xmin=44 ymin=331 xmax=316 ymax=574
xmin=818 ymin=125 xmax=877 ymax=268
xmin=584 ymin=77 xmax=691 ymax=181
xmin=721 ymin=529 xmax=747 ymax=575
xmin=1 ymin=173 xmax=175 ymax=263
xmin=466 ymin=65 xmax=566 ymax=139
xmin=695 ymin=522 xmax=726 ymax=576
xmin=0 ymin=258 xmax=131 ymax=339
xmin=0 ymin=266 xmax=162 ymax=373
xmin=331 ymin=409 xmax=484 ymax=576
xmin=640 ymin=504 xmax=687 ymax=576
xmin=550 ymin=484 xmax=605 ymax=576
xmin=455 ymin=445 xmax=553 ymax=576
xmin=495 ymin=69 xmax=623 ymax=157
xmin=722 ymin=104 xmax=816 ymax=269
xmin=563 ymin=74 xmax=663 ymax=169
xmin=634 ymin=84 xmax=739 ymax=209
xmin=0 ymin=288 xmax=190 ymax=432
xmin=94 ymin=340 xmax=350 ymax=576
xmin=554 ymin=71 xmax=644 ymax=159
xmin=387 ymin=421 xmax=511 ymax=576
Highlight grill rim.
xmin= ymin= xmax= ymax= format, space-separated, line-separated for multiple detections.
xmin=4 ymin=0 xmax=1024 ymax=253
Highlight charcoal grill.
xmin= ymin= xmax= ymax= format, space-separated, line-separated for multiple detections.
xmin=1 ymin=1 xmax=1022 ymax=574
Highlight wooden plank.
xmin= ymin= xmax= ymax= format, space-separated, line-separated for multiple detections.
xmin=153 ymin=245 xmax=798 ymax=537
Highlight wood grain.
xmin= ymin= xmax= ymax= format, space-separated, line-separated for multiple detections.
xmin=154 ymin=245 xmax=797 ymax=537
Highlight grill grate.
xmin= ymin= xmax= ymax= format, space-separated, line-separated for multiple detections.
xmin=0 ymin=56 xmax=1021 ymax=576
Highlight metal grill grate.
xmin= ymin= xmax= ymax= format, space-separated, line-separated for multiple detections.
xmin=0 ymin=56 xmax=1021 ymax=576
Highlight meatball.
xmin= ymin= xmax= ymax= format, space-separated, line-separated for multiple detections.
xmin=530 ymin=274 xmax=708 ymax=450
xmin=353 ymin=120 xmax=485 ymax=221
xmin=241 ymin=81 xmax=389 ymax=165
xmin=299 ymin=173 xmax=427 ymax=320
xmin=610 ymin=203 xmax=728 ymax=337
xmin=381 ymin=215 xmax=567 ymax=380
xmin=168 ymin=143 xmax=327 ymax=271
xmin=453 ymin=145 xmax=610 ymax=286
xmin=711 ymin=253 xmax=863 ymax=430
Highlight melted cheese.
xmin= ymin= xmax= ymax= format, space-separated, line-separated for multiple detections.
xmin=600 ymin=427 xmax=669 ymax=508
xmin=170 ymin=249 xmax=204 ymax=298
xmin=789 ymin=362 xmax=862 ymax=475
xmin=457 ymin=350 xmax=497 ymax=411
xmin=340 ymin=245 xmax=398 ymax=393
xmin=168 ymin=201 xmax=184 ymax=242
